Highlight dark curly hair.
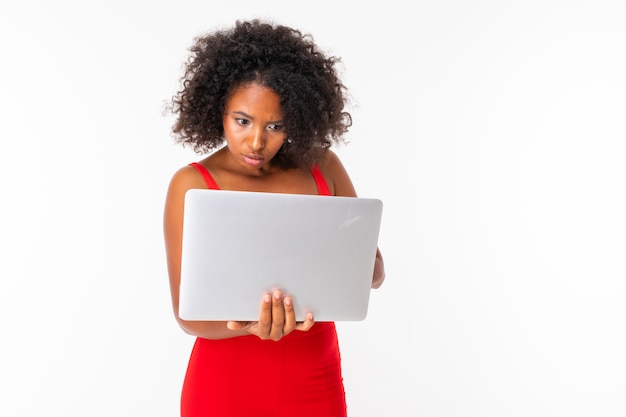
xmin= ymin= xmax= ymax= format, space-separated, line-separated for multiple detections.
xmin=168 ymin=19 xmax=352 ymax=169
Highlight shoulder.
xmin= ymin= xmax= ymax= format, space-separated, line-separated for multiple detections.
xmin=167 ymin=163 xmax=208 ymax=193
xmin=316 ymin=149 xmax=357 ymax=197
xmin=164 ymin=163 xmax=212 ymax=211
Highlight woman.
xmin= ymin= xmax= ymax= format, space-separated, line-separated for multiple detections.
xmin=163 ymin=19 xmax=385 ymax=417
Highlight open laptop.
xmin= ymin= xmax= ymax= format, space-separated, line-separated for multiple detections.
xmin=178 ymin=189 xmax=383 ymax=322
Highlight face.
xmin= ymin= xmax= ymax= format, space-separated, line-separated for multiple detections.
xmin=222 ymin=82 xmax=287 ymax=172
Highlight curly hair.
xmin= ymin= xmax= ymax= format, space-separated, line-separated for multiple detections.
xmin=168 ymin=19 xmax=352 ymax=169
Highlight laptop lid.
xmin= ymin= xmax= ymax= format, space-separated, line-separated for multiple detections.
xmin=178 ymin=189 xmax=383 ymax=322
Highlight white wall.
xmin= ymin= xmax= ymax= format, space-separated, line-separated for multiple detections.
xmin=1 ymin=1 xmax=625 ymax=416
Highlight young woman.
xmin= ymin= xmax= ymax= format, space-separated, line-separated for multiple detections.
xmin=163 ymin=19 xmax=385 ymax=417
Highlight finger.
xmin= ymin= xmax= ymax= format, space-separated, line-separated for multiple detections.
xmin=256 ymin=293 xmax=273 ymax=339
xmin=283 ymin=296 xmax=296 ymax=334
xmin=270 ymin=290 xmax=285 ymax=341
xmin=227 ymin=321 xmax=254 ymax=331
xmin=227 ymin=321 xmax=243 ymax=330
xmin=295 ymin=312 xmax=315 ymax=332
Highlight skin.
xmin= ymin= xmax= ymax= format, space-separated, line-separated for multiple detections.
xmin=163 ymin=82 xmax=385 ymax=341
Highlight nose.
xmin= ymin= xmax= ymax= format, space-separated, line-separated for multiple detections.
xmin=247 ymin=127 xmax=265 ymax=151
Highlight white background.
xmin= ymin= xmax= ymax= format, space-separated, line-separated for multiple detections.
xmin=1 ymin=1 xmax=625 ymax=416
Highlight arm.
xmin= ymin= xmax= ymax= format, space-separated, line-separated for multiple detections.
xmin=318 ymin=151 xmax=386 ymax=289
xmin=163 ymin=165 xmax=313 ymax=340
xmin=163 ymin=165 xmax=244 ymax=339
xmin=371 ymin=247 xmax=385 ymax=289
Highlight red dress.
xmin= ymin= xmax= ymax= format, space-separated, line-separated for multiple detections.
xmin=181 ymin=162 xmax=347 ymax=417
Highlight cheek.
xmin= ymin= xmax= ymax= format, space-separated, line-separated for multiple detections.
xmin=222 ymin=118 xmax=233 ymax=134
xmin=222 ymin=120 xmax=243 ymax=141
xmin=268 ymin=135 xmax=287 ymax=151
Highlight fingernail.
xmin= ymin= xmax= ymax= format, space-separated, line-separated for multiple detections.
xmin=284 ymin=297 xmax=291 ymax=306
xmin=274 ymin=291 xmax=281 ymax=300
xmin=264 ymin=294 xmax=271 ymax=303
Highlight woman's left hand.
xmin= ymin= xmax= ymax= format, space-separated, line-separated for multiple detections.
xmin=227 ymin=290 xmax=315 ymax=341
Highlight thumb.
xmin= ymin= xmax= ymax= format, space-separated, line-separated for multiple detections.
xmin=227 ymin=321 xmax=248 ymax=330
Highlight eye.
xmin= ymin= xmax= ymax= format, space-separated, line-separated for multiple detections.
xmin=267 ymin=123 xmax=284 ymax=131
xmin=236 ymin=118 xmax=250 ymax=126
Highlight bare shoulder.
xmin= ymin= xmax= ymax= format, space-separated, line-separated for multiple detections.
xmin=317 ymin=149 xmax=357 ymax=197
xmin=167 ymin=164 xmax=208 ymax=194
xmin=164 ymin=163 xmax=210 ymax=220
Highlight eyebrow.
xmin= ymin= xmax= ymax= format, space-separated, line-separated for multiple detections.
xmin=231 ymin=110 xmax=284 ymax=125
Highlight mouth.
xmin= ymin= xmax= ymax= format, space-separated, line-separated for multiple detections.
xmin=242 ymin=153 xmax=264 ymax=166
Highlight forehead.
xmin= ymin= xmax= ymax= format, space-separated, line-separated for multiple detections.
xmin=225 ymin=82 xmax=283 ymax=116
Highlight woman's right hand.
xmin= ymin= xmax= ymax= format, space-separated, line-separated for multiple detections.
xmin=227 ymin=290 xmax=315 ymax=341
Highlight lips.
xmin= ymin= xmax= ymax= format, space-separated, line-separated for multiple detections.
xmin=242 ymin=153 xmax=264 ymax=166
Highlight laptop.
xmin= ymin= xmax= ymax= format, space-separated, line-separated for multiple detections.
xmin=178 ymin=189 xmax=383 ymax=322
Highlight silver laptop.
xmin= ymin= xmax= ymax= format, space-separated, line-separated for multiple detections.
xmin=178 ymin=189 xmax=383 ymax=322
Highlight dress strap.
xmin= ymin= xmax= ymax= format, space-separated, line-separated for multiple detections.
xmin=311 ymin=164 xmax=331 ymax=196
xmin=189 ymin=162 xmax=220 ymax=190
